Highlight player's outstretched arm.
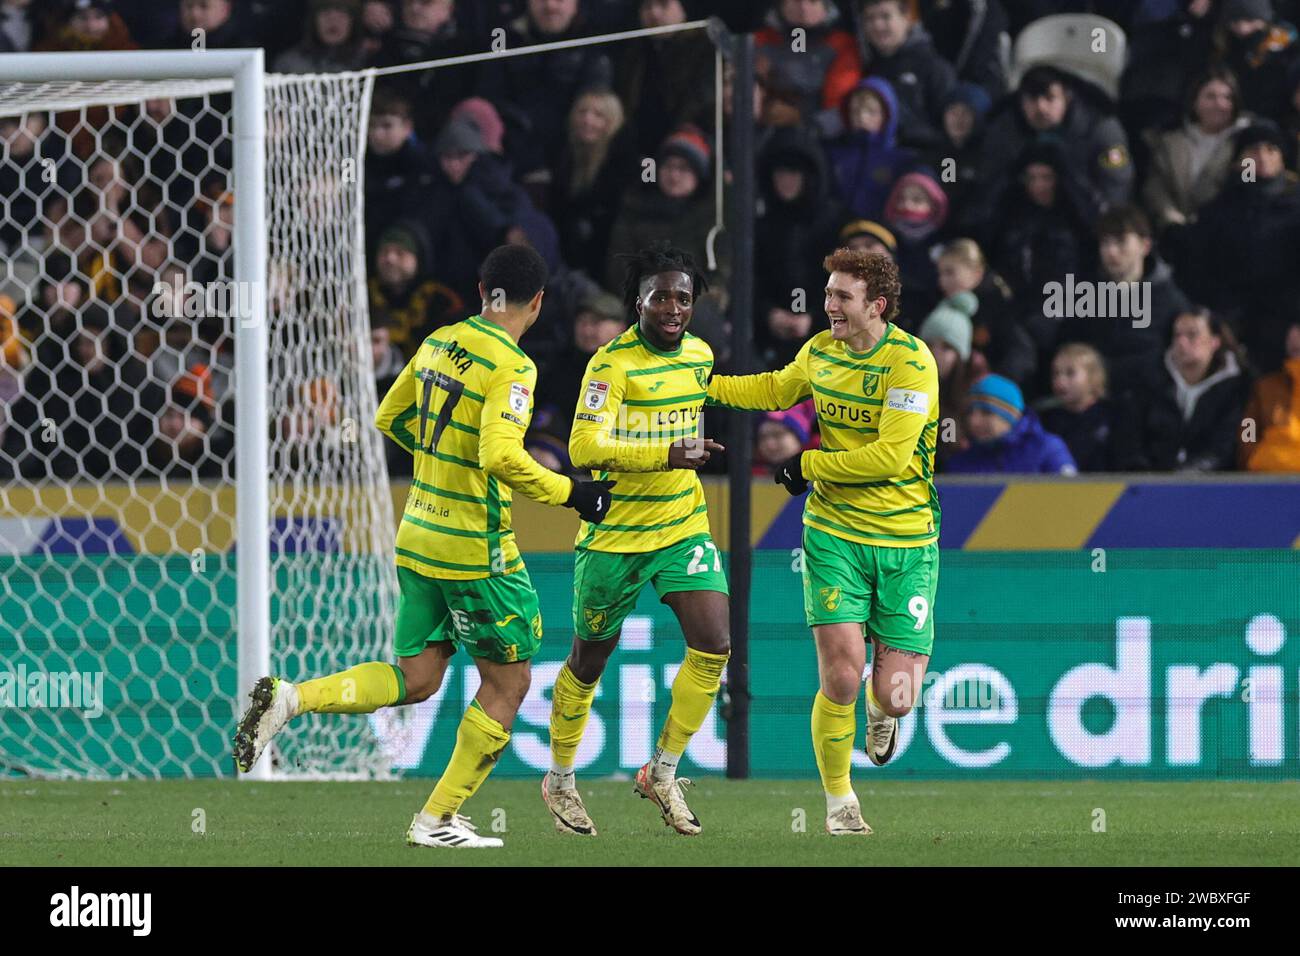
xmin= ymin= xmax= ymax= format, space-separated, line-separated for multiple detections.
xmin=705 ymin=340 xmax=813 ymax=411
xmin=374 ymin=355 xmax=419 ymax=454
xmin=803 ymin=366 xmax=937 ymax=484
xmin=479 ymin=363 xmax=575 ymax=506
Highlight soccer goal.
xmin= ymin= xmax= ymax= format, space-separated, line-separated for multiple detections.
xmin=0 ymin=50 xmax=398 ymax=779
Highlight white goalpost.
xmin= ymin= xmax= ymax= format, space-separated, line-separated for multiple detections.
xmin=0 ymin=51 xmax=397 ymax=779
xmin=0 ymin=20 xmax=720 ymax=782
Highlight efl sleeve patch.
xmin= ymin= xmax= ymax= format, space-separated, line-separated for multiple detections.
xmin=584 ymin=380 xmax=610 ymax=411
xmin=886 ymin=387 xmax=929 ymax=415
xmin=508 ymin=382 xmax=530 ymax=415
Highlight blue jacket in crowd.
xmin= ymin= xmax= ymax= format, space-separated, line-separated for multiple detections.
xmin=946 ymin=410 xmax=1078 ymax=475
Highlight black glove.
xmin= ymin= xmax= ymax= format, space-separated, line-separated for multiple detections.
xmin=566 ymin=479 xmax=616 ymax=523
xmin=773 ymin=453 xmax=808 ymax=496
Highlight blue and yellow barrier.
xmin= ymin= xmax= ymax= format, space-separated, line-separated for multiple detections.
xmin=1 ymin=477 xmax=1298 ymax=554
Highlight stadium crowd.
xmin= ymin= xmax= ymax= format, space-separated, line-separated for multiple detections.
xmin=2 ymin=0 xmax=1300 ymax=482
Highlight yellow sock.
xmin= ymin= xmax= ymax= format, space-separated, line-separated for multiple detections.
xmin=549 ymin=664 xmax=598 ymax=771
xmin=656 ymin=647 xmax=729 ymax=759
xmin=296 ymin=661 xmax=404 ymax=714
xmin=423 ymin=701 xmax=511 ymax=819
xmin=811 ymin=691 xmax=855 ymax=797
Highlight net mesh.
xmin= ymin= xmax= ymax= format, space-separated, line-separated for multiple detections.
xmin=0 ymin=71 xmax=400 ymax=779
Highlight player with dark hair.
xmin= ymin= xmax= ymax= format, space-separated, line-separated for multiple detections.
xmin=234 ymin=244 xmax=615 ymax=849
xmin=541 ymin=241 xmax=730 ymax=837
xmin=707 ymin=249 xmax=940 ymax=836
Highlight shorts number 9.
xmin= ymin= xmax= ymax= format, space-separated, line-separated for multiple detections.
xmin=908 ymin=595 xmax=929 ymax=631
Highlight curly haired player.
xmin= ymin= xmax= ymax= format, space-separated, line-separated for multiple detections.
xmin=708 ymin=249 xmax=940 ymax=836
xmin=541 ymin=243 xmax=730 ymax=838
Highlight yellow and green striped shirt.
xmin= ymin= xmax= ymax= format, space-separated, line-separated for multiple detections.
xmin=708 ymin=325 xmax=940 ymax=547
xmin=375 ymin=315 xmax=573 ymax=579
xmin=569 ymin=326 xmax=714 ymax=552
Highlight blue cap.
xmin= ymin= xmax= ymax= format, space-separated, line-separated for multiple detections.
xmin=969 ymin=374 xmax=1024 ymax=426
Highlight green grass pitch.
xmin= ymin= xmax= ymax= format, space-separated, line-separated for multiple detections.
xmin=3 ymin=780 xmax=1297 ymax=866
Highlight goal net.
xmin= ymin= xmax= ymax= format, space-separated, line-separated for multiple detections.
xmin=0 ymin=66 xmax=400 ymax=778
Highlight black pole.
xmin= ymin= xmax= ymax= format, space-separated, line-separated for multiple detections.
xmin=725 ymin=30 xmax=755 ymax=780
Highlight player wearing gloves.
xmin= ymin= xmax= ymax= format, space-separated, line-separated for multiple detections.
xmin=708 ymin=248 xmax=940 ymax=837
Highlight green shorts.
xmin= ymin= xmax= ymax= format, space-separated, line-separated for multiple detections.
xmin=393 ymin=565 xmax=542 ymax=664
xmin=573 ymin=533 xmax=729 ymax=640
xmin=801 ymin=525 xmax=938 ymax=655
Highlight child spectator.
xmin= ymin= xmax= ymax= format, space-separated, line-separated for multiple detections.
xmin=1113 ymin=309 xmax=1249 ymax=471
xmin=837 ymin=219 xmax=897 ymax=258
xmin=935 ymin=238 xmax=1034 ymax=387
xmin=364 ymin=88 xmax=434 ymax=263
xmin=918 ymin=291 xmax=978 ymax=469
xmin=1239 ymin=320 xmax=1300 ymax=470
xmin=1038 ymin=342 xmax=1118 ymax=472
xmin=947 ymin=373 xmax=1078 ymax=474
xmin=755 ymin=401 xmax=817 ymax=474
xmin=825 ymin=77 xmax=913 ymax=221
xmin=882 ymin=168 xmax=949 ymax=323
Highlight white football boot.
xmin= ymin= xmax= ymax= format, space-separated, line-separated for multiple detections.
xmin=233 ymin=676 xmax=299 ymax=773
xmin=634 ymin=762 xmax=702 ymax=835
xmin=825 ymin=800 xmax=873 ymax=836
xmin=406 ymin=812 xmax=503 ymax=848
xmin=865 ymin=697 xmax=899 ymax=767
xmin=542 ymin=772 xmax=598 ymax=836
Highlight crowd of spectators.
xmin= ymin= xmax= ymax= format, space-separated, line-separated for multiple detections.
xmin=3 ymin=0 xmax=1300 ymax=483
